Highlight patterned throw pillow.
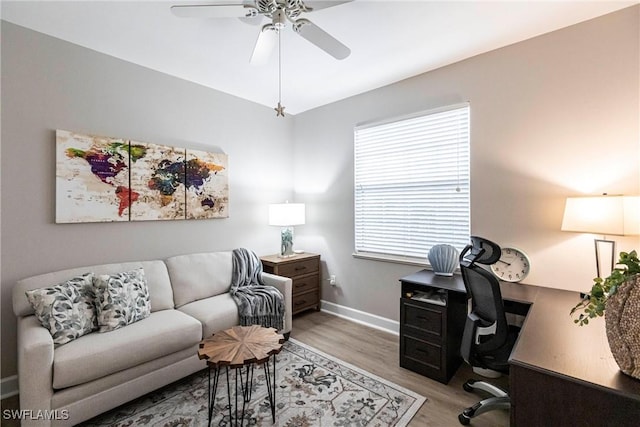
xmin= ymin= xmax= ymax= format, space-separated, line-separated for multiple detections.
xmin=93 ymin=268 xmax=151 ymax=332
xmin=25 ymin=273 xmax=97 ymax=346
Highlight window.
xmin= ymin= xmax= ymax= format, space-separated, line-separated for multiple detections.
xmin=354 ymin=103 xmax=470 ymax=262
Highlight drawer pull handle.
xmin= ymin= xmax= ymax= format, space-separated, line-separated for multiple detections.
xmin=294 ymin=266 xmax=307 ymax=271
xmin=295 ymin=300 xmax=306 ymax=306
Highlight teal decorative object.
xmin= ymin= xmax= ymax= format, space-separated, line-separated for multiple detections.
xmin=428 ymin=244 xmax=459 ymax=276
xmin=280 ymin=227 xmax=294 ymax=257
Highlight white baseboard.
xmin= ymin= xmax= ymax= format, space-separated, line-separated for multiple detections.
xmin=1 ymin=375 xmax=18 ymax=399
xmin=320 ymin=300 xmax=399 ymax=335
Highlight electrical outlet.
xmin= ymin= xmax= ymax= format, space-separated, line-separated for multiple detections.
xmin=329 ymin=275 xmax=336 ymax=286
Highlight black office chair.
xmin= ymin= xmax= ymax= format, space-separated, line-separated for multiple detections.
xmin=457 ymin=236 xmax=520 ymax=425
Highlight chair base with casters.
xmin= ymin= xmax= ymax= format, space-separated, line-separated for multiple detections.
xmin=458 ymin=379 xmax=510 ymax=425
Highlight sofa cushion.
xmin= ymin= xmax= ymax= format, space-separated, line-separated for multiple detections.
xmin=52 ymin=309 xmax=201 ymax=389
xmin=165 ymin=252 xmax=233 ymax=308
xmin=93 ymin=268 xmax=151 ymax=332
xmin=14 ymin=260 xmax=175 ymax=317
xmin=178 ymin=293 xmax=239 ymax=338
xmin=25 ymin=273 xmax=96 ymax=346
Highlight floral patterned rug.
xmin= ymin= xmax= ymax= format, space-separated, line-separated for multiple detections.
xmin=82 ymin=339 xmax=426 ymax=426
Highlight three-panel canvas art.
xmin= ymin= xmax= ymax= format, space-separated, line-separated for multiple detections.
xmin=56 ymin=130 xmax=229 ymax=223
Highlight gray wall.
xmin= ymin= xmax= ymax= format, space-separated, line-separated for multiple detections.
xmin=1 ymin=22 xmax=293 ymax=379
xmin=292 ymin=6 xmax=640 ymax=321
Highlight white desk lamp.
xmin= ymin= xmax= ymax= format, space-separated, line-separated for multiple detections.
xmin=269 ymin=202 xmax=305 ymax=257
xmin=561 ymin=195 xmax=639 ymax=278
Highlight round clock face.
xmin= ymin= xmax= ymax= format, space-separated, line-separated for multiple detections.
xmin=490 ymin=247 xmax=530 ymax=282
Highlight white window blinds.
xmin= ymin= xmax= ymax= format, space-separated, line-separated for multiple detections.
xmin=354 ymin=103 xmax=470 ymax=260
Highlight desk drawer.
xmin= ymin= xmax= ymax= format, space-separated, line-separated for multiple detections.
xmin=404 ymin=336 xmax=441 ymax=367
xmin=278 ymin=258 xmax=319 ymax=278
xmin=400 ymin=335 xmax=445 ymax=382
xmin=402 ymin=301 xmax=443 ymax=338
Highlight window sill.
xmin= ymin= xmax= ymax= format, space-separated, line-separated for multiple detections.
xmin=352 ymin=252 xmax=429 ymax=267
xmin=352 ymin=252 xmax=462 ymax=274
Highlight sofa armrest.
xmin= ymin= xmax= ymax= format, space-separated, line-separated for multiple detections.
xmin=261 ymin=272 xmax=292 ymax=335
xmin=17 ymin=316 xmax=55 ymax=426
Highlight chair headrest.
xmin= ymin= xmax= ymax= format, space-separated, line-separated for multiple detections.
xmin=459 ymin=236 xmax=501 ymax=266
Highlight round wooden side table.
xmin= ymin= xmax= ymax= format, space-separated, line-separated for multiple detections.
xmin=198 ymin=325 xmax=284 ymax=427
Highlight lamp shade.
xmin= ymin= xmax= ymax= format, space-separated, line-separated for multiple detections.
xmin=561 ymin=195 xmax=640 ymax=236
xmin=268 ymin=203 xmax=305 ymax=226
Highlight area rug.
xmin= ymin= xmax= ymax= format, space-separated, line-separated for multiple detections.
xmin=82 ymin=339 xmax=426 ymax=426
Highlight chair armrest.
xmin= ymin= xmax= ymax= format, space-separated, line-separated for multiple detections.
xmin=460 ymin=313 xmax=479 ymax=364
xmin=17 ymin=316 xmax=55 ymax=426
xmin=261 ymin=272 xmax=292 ymax=334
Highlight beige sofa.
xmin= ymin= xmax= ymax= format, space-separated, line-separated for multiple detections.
xmin=12 ymin=251 xmax=292 ymax=427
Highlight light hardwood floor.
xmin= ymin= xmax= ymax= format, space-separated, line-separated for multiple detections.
xmin=0 ymin=310 xmax=510 ymax=427
xmin=290 ymin=310 xmax=509 ymax=427
xmin=1 ymin=394 xmax=20 ymax=427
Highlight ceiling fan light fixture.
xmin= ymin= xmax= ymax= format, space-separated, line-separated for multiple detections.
xmin=171 ymin=0 xmax=352 ymax=113
xmin=172 ymin=0 xmax=352 ymax=61
xmin=273 ymin=9 xmax=287 ymax=29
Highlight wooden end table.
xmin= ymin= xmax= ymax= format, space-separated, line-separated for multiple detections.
xmin=260 ymin=252 xmax=321 ymax=315
xmin=198 ymin=325 xmax=284 ymax=427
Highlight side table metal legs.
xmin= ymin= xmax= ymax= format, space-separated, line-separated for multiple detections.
xmin=207 ymin=355 xmax=277 ymax=427
xmin=262 ymin=352 xmax=277 ymax=422
xmin=208 ymin=367 xmax=221 ymax=425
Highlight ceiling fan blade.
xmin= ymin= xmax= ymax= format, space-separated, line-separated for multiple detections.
xmin=250 ymin=27 xmax=278 ymax=65
xmin=294 ymin=18 xmax=350 ymax=60
xmin=170 ymin=3 xmax=251 ymax=19
xmin=305 ymin=1 xmax=353 ymax=12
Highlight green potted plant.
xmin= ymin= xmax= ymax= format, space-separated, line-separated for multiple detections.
xmin=570 ymin=250 xmax=640 ymax=326
xmin=571 ymin=250 xmax=640 ymax=379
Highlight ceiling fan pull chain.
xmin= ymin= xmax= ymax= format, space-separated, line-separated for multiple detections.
xmin=274 ymin=29 xmax=286 ymax=117
xmin=279 ymin=29 xmax=282 ymax=102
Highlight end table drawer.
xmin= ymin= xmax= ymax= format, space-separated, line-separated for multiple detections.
xmin=293 ymin=290 xmax=319 ymax=314
xmin=279 ymin=258 xmax=319 ymax=278
xmin=293 ymin=274 xmax=319 ymax=294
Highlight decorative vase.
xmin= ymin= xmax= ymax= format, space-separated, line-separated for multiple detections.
xmin=428 ymin=244 xmax=459 ymax=277
xmin=605 ymin=274 xmax=640 ymax=379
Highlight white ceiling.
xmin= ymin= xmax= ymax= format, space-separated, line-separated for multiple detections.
xmin=2 ymin=1 xmax=637 ymax=115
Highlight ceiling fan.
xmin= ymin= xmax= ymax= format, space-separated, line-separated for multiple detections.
xmin=171 ymin=0 xmax=353 ymax=65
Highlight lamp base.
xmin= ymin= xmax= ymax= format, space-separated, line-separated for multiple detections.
xmin=279 ymin=226 xmax=295 ymax=258
xmin=594 ymin=238 xmax=615 ymax=278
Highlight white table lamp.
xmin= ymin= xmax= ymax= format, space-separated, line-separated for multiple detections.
xmin=269 ymin=202 xmax=305 ymax=257
xmin=561 ymin=195 xmax=639 ymax=278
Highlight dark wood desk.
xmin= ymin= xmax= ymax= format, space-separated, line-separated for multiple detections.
xmin=399 ymin=271 xmax=532 ymax=384
xmin=399 ymin=270 xmax=640 ymax=426
xmin=509 ymin=286 xmax=640 ymax=426
xmin=399 ymin=272 xmax=468 ymax=383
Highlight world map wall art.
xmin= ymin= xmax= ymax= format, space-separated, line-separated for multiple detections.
xmin=56 ymin=130 xmax=229 ymax=223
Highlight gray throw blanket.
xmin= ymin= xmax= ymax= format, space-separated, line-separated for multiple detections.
xmin=230 ymin=248 xmax=284 ymax=331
